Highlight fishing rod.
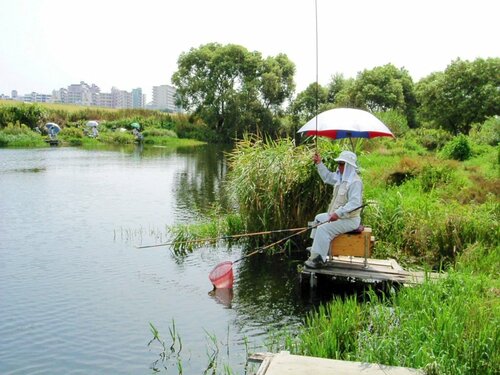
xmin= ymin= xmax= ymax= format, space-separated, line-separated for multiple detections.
xmin=135 ymin=226 xmax=309 ymax=249
xmin=209 ymin=203 xmax=372 ymax=288
xmin=314 ymin=0 xmax=319 ymax=154
xmin=221 ymin=203 xmax=371 ymax=265
xmin=232 ymin=223 xmax=318 ymax=265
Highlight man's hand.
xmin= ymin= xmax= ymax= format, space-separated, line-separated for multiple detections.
xmin=313 ymin=153 xmax=322 ymax=164
xmin=329 ymin=213 xmax=339 ymax=221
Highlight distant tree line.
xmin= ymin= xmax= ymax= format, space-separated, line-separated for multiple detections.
xmin=172 ymin=43 xmax=499 ymax=142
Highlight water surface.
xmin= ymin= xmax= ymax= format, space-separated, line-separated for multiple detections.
xmin=0 ymin=145 xmax=320 ymax=374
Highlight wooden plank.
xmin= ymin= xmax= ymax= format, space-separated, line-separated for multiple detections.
xmin=300 ymin=257 xmax=444 ymax=286
xmin=390 ymin=258 xmax=405 ymax=271
xmin=314 ymin=268 xmax=409 ymax=283
xmin=252 ymin=351 xmax=423 ymax=375
xmin=327 ymin=260 xmax=410 ymax=275
xmin=333 ymin=256 xmax=397 ymax=267
xmin=324 ymin=258 xmax=412 ymax=277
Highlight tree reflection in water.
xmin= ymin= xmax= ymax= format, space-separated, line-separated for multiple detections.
xmin=174 ymin=144 xmax=233 ymax=218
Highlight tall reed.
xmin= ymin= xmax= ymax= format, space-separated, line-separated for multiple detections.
xmin=226 ymin=135 xmax=339 ymax=234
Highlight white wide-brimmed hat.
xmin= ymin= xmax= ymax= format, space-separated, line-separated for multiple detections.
xmin=334 ymin=150 xmax=357 ymax=168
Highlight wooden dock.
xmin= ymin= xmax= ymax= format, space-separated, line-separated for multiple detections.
xmin=45 ymin=139 xmax=60 ymax=146
xmin=300 ymin=256 xmax=441 ymax=287
xmin=248 ymin=351 xmax=423 ymax=375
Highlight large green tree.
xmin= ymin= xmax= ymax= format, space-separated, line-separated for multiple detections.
xmin=172 ymin=43 xmax=295 ymax=141
xmin=289 ymin=82 xmax=329 ymax=126
xmin=344 ymin=64 xmax=417 ymax=128
xmin=415 ymin=58 xmax=500 ymax=134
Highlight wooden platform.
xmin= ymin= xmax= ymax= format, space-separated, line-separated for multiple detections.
xmin=300 ymin=256 xmax=441 ymax=287
xmin=248 ymin=351 xmax=423 ymax=375
xmin=45 ymin=139 xmax=59 ymax=146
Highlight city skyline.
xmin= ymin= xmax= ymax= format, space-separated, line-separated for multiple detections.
xmin=1 ymin=0 xmax=498 ymax=99
xmin=1 ymin=80 xmax=164 ymax=105
xmin=2 ymin=81 xmax=180 ymax=112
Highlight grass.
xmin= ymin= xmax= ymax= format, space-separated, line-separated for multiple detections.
xmin=0 ymin=99 xmax=119 ymax=113
xmin=270 ymin=266 xmax=499 ymax=374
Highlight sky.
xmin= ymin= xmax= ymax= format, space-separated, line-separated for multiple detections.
xmin=1 ymin=0 xmax=498 ymax=102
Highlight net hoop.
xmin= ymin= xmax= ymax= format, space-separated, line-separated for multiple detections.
xmin=209 ymin=261 xmax=234 ymax=289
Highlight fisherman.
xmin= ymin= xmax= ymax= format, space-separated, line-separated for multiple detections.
xmin=132 ymin=128 xmax=144 ymax=141
xmin=305 ymin=150 xmax=363 ymax=268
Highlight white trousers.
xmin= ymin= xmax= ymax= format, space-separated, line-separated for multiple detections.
xmin=310 ymin=213 xmax=361 ymax=261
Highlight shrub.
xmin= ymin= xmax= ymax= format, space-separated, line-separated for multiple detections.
xmin=143 ymin=128 xmax=177 ymax=138
xmin=175 ymin=120 xmax=218 ymax=142
xmin=440 ymin=134 xmax=472 ymax=161
xmin=1 ymin=121 xmax=33 ymax=135
xmin=385 ymin=157 xmax=422 ymax=185
xmin=98 ymin=131 xmax=135 ymax=144
xmin=406 ymin=128 xmax=453 ymax=151
xmin=469 ymin=116 xmax=500 ymax=146
xmin=419 ymin=163 xmax=455 ymax=191
xmin=0 ymin=103 xmax=48 ymax=130
xmin=0 ymin=122 xmax=46 ymax=147
xmin=60 ymin=126 xmax=83 ymax=138
xmin=376 ymin=110 xmax=409 ymax=138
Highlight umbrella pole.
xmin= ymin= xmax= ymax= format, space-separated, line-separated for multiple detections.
xmin=349 ymin=137 xmax=355 ymax=152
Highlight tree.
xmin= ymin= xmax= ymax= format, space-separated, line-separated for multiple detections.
xmin=346 ymin=64 xmax=417 ymax=127
xmin=260 ymin=54 xmax=296 ymax=114
xmin=326 ymin=73 xmax=347 ymax=103
xmin=172 ymin=43 xmax=295 ymax=141
xmin=415 ymin=58 xmax=500 ymax=134
xmin=289 ymin=82 xmax=328 ymax=126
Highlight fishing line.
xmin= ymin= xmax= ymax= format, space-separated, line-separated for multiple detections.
xmin=314 ymin=0 xmax=319 ymax=153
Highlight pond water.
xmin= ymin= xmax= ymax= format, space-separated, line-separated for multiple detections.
xmin=0 ymin=145 xmax=328 ymax=374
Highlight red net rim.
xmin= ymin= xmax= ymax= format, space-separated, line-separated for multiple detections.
xmin=209 ymin=261 xmax=233 ymax=282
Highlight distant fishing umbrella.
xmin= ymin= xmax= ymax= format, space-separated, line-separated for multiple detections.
xmin=45 ymin=122 xmax=61 ymax=134
xmin=86 ymin=120 xmax=99 ymax=127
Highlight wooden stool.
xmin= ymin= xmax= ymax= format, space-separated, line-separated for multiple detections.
xmin=330 ymin=227 xmax=374 ymax=258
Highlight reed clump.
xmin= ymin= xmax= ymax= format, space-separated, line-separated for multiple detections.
xmin=226 ymin=135 xmax=337 ymax=234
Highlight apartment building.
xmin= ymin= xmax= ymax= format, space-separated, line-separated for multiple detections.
xmin=131 ymin=88 xmax=145 ymax=108
xmin=152 ymin=84 xmax=181 ymax=112
xmin=65 ymin=81 xmax=100 ymax=106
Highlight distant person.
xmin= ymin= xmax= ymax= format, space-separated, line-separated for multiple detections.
xmin=92 ymin=127 xmax=99 ymax=138
xmin=48 ymin=127 xmax=56 ymax=140
xmin=305 ymin=150 xmax=363 ymax=268
xmin=132 ymin=128 xmax=143 ymax=141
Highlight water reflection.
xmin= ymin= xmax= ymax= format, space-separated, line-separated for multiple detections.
xmin=208 ymin=288 xmax=234 ymax=308
xmin=174 ymin=144 xmax=232 ymax=216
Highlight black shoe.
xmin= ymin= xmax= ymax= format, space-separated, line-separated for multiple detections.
xmin=305 ymin=254 xmax=324 ymax=269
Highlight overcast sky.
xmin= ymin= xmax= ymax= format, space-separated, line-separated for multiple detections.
xmin=1 ymin=0 xmax=498 ymax=101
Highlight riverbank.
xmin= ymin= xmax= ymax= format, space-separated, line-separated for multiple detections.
xmin=165 ymin=134 xmax=499 ymax=374
xmin=0 ymin=100 xmax=214 ymax=146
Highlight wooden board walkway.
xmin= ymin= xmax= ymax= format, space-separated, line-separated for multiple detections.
xmin=248 ymin=351 xmax=423 ymax=375
xmin=300 ymin=256 xmax=442 ymax=287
